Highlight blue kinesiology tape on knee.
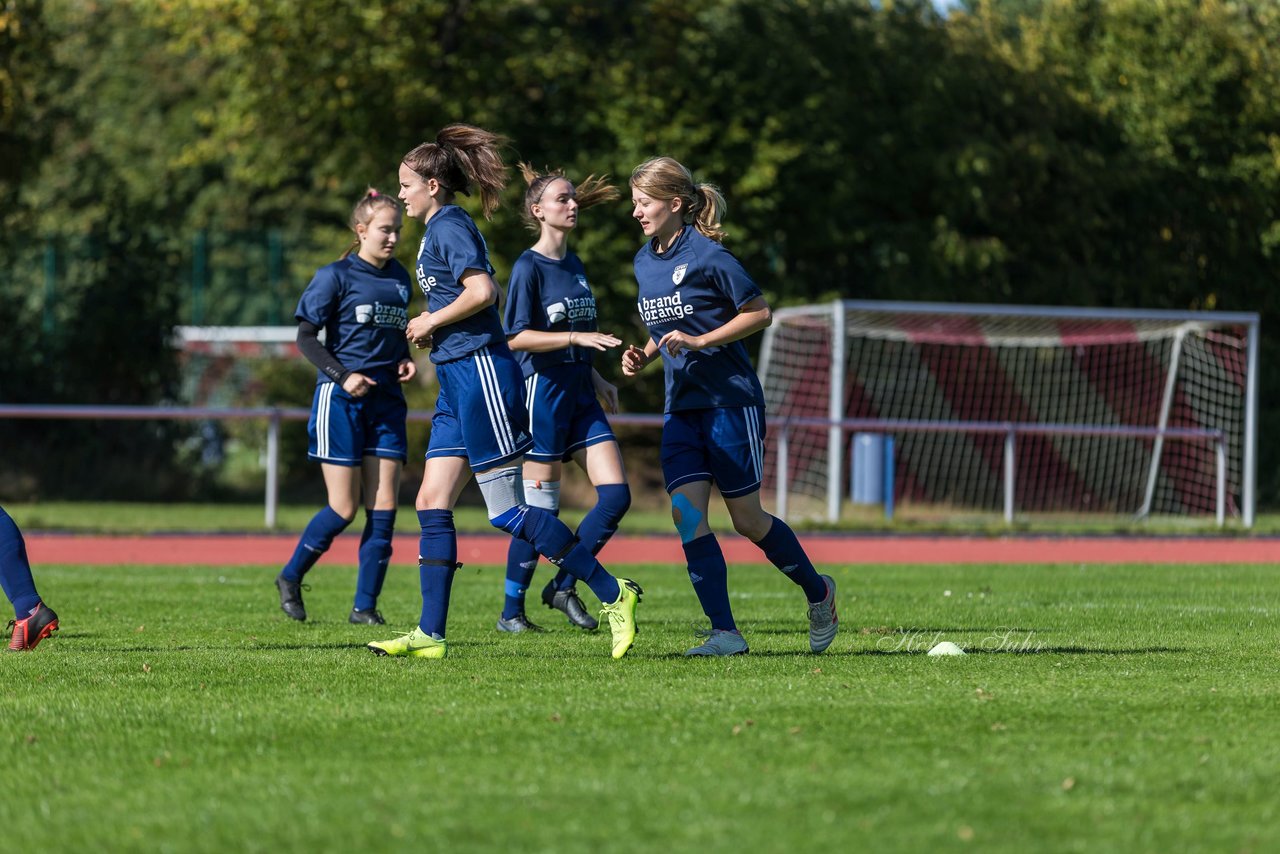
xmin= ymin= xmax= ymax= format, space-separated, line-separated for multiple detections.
xmin=671 ymin=493 xmax=704 ymax=543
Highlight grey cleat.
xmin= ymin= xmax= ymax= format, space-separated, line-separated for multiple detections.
xmin=541 ymin=580 xmax=598 ymax=630
xmin=496 ymin=612 xmax=545 ymax=633
xmin=349 ymin=608 xmax=386 ymax=625
xmin=685 ymin=628 xmax=750 ymax=657
xmin=807 ymin=574 xmax=839 ymax=653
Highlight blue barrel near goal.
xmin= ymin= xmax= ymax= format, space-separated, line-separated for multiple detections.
xmin=851 ymin=432 xmax=895 ymax=519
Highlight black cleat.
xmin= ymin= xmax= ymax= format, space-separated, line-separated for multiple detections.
xmin=349 ymin=608 xmax=386 ymax=625
xmin=541 ymin=580 xmax=598 ymax=631
xmin=275 ymin=573 xmax=307 ymax=621
xmin=496 ymin=612 xmax=545 ymax=633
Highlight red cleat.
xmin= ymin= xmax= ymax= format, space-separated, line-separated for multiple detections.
xmin=7 ymin=603 xmax=59 ymax=651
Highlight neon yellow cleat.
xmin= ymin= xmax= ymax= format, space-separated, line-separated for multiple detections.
xmin=367 ymin=627 xmax=448 ymax=659
xmin=599 ymin=578 xmax=643 ymax=659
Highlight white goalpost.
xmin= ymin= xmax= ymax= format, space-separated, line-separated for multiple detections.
xmin=757 ymin=300 xmax=1259 ymax=527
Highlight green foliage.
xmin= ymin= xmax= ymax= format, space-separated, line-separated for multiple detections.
xmin=5 ymin=0 xmax=1280 ymax=503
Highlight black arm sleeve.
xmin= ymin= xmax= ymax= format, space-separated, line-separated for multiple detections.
xmin=296 ymin=321 xmax=350 ymax=385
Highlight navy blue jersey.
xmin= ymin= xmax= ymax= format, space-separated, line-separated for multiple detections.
xmin=633 ymin=227 xmax=766 ymax=412
xmin=414 ymin=205 xmax=506 ymax=364
xmin=503 ymin=249 xmax=599 ymax=377
xmin=295 ymin=254 xmax=412 ymax=385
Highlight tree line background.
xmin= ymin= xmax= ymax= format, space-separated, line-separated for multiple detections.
xmin=3 ymin=0 xmax=1280 ymax=508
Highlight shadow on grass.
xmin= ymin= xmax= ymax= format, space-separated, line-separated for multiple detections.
xmin=742 ymin=624 xmax=1046 ymax=636
xmin=651 ymin=649 xmax=862 ymax=660
xmin=81 ymin=641 xmax=363 ymax=653
xmin=855 ymin=646 xmax=1186 ymax=656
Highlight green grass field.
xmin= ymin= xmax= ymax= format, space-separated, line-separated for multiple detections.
xmin=3 ymin=560 xmax=1278 ymax=852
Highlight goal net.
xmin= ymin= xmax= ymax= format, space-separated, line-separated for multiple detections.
xmin=757 ymin=301 xmax=1258 ymax=525
xmin=172 ymin=326 xmax=304 ymax=406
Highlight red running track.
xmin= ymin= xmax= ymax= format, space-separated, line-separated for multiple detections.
xmin=24 ymin=532 xmax=1280 ymax=566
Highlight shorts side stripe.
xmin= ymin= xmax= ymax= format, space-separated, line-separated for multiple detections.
xmin=474 ymin=351 xmax=514 ymax=458
xmin=525 ymin=374 xmax=538 ymax=437
xmin=317 ymin=383 xmax=333 ymax=459
xmin=482 ymin=349 xmax=517 ymax=456
xmin=745 ymin=406 xmax=763 ymax=482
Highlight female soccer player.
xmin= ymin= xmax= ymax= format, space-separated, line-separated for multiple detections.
xmin=367 ymin=125 xmax=641 ymax=660
xmin=274 ymin=189 xmax=416 ymax=626
xmin=621 ymin=156 xmax=838 ymax=657
xmin=495 ymin=164 xmax=632 ymax=634
xmin=2 ymin=505 xmax=59 ymax=651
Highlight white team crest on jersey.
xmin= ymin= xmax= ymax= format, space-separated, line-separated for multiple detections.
xmin=576 ymin=274 xmax=590 ymax=291
xmin=397 ymin=284 xmax=410 ymax=304
xmin=672 ymin=264 xmax=688 ymax=285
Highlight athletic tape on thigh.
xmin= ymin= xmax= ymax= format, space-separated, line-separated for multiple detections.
xmin=671 ymin=493 xmax=703 ymax=543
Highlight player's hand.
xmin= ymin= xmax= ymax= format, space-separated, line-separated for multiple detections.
xmin=657 ymin=330 xmax=705 ymax=357
xmin=343 ymin=372 xmax=377 ymax=398
xmin=592 ymin=372 xmax=619 ymax=414
xmin=571 ymin=331 xmax=622 ymax=352
xmin=406 ymin=312 xmax=435 ymax=349
xmin=621 ymin=345 xmax=650 ymax=377
xmin=397 ymin=358 xmax=417 ymax=383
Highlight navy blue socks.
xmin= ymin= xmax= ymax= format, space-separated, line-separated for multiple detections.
xmin=756 ymin=516 xmax=827 ymax=603
xmin=0 ymin=506 xmax=41 ymax=618
xmin=503 ymin=538 xmax=539 ymax=619
xmin=281 ymin=505 xmax=351 ymax=582
xmin=683 ymin=533 xmax=735 ymax=631
xmin=354 ymin=509 xmax=396 ymax=612
xmin=506 ymin=483 xmax=632 ymax=607
xmin=507 ymin=506 xmax=621 ymax=604
xmin=417 ymin=509 xmax=458 ymax=637
xmin=575 ymin=483 xmax=631 ymax=554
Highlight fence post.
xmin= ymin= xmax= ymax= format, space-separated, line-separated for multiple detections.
xmin=1216 ymin=436 xmax=1226 ymax=529
xmin=776 ymin=421 xmax=790 ymax=522
xmin=827 ymin=299 xmax=846 ymax=523
xmin=265 ymin=409 xmax=281 ymax=529
xmin=883 ymin=434 xmax=895 ymax=521
xmin=1003 ymin=427 xmax=1016 ymax=524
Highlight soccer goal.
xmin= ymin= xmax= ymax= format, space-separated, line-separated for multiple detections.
xmin=172 ymin=325 xmax=305 ymax=406
xmin=757 ymin=300 xmax=1259 ymax=527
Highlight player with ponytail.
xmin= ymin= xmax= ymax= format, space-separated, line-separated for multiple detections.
xmin=494 ymin=164 xmax=631 ymax=633
xmin=367 ymin=126 xmax=642 ymax=660
xmin=622 ymin=156 xmax=839 ymax=657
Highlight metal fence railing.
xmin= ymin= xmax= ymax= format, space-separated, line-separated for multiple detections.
xmin=0 ymin=405 xmax=1230 ymax=528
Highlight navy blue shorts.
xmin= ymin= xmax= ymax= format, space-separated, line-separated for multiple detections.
xmin=524 ymin=363 xmax=615 ymax=463
xmin=661 ymin=405 xmax=766 ymax=499
xmin=307 ymin=382 xmax=408 ymax=465
xmin=427 ymin=345 xmax=534 ymax=470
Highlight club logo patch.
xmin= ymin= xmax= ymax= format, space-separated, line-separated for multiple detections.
xmin=576 ymin=274 xmax=590 ymax=291
xmin=672 ymin=264 xmax=688 ymax=285
xmin=397 ymin=284 xmax=410 ymax=304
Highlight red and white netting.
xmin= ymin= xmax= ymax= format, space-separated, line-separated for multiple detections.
xmin=758 ymin=303 xmax=1253 ymax=520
